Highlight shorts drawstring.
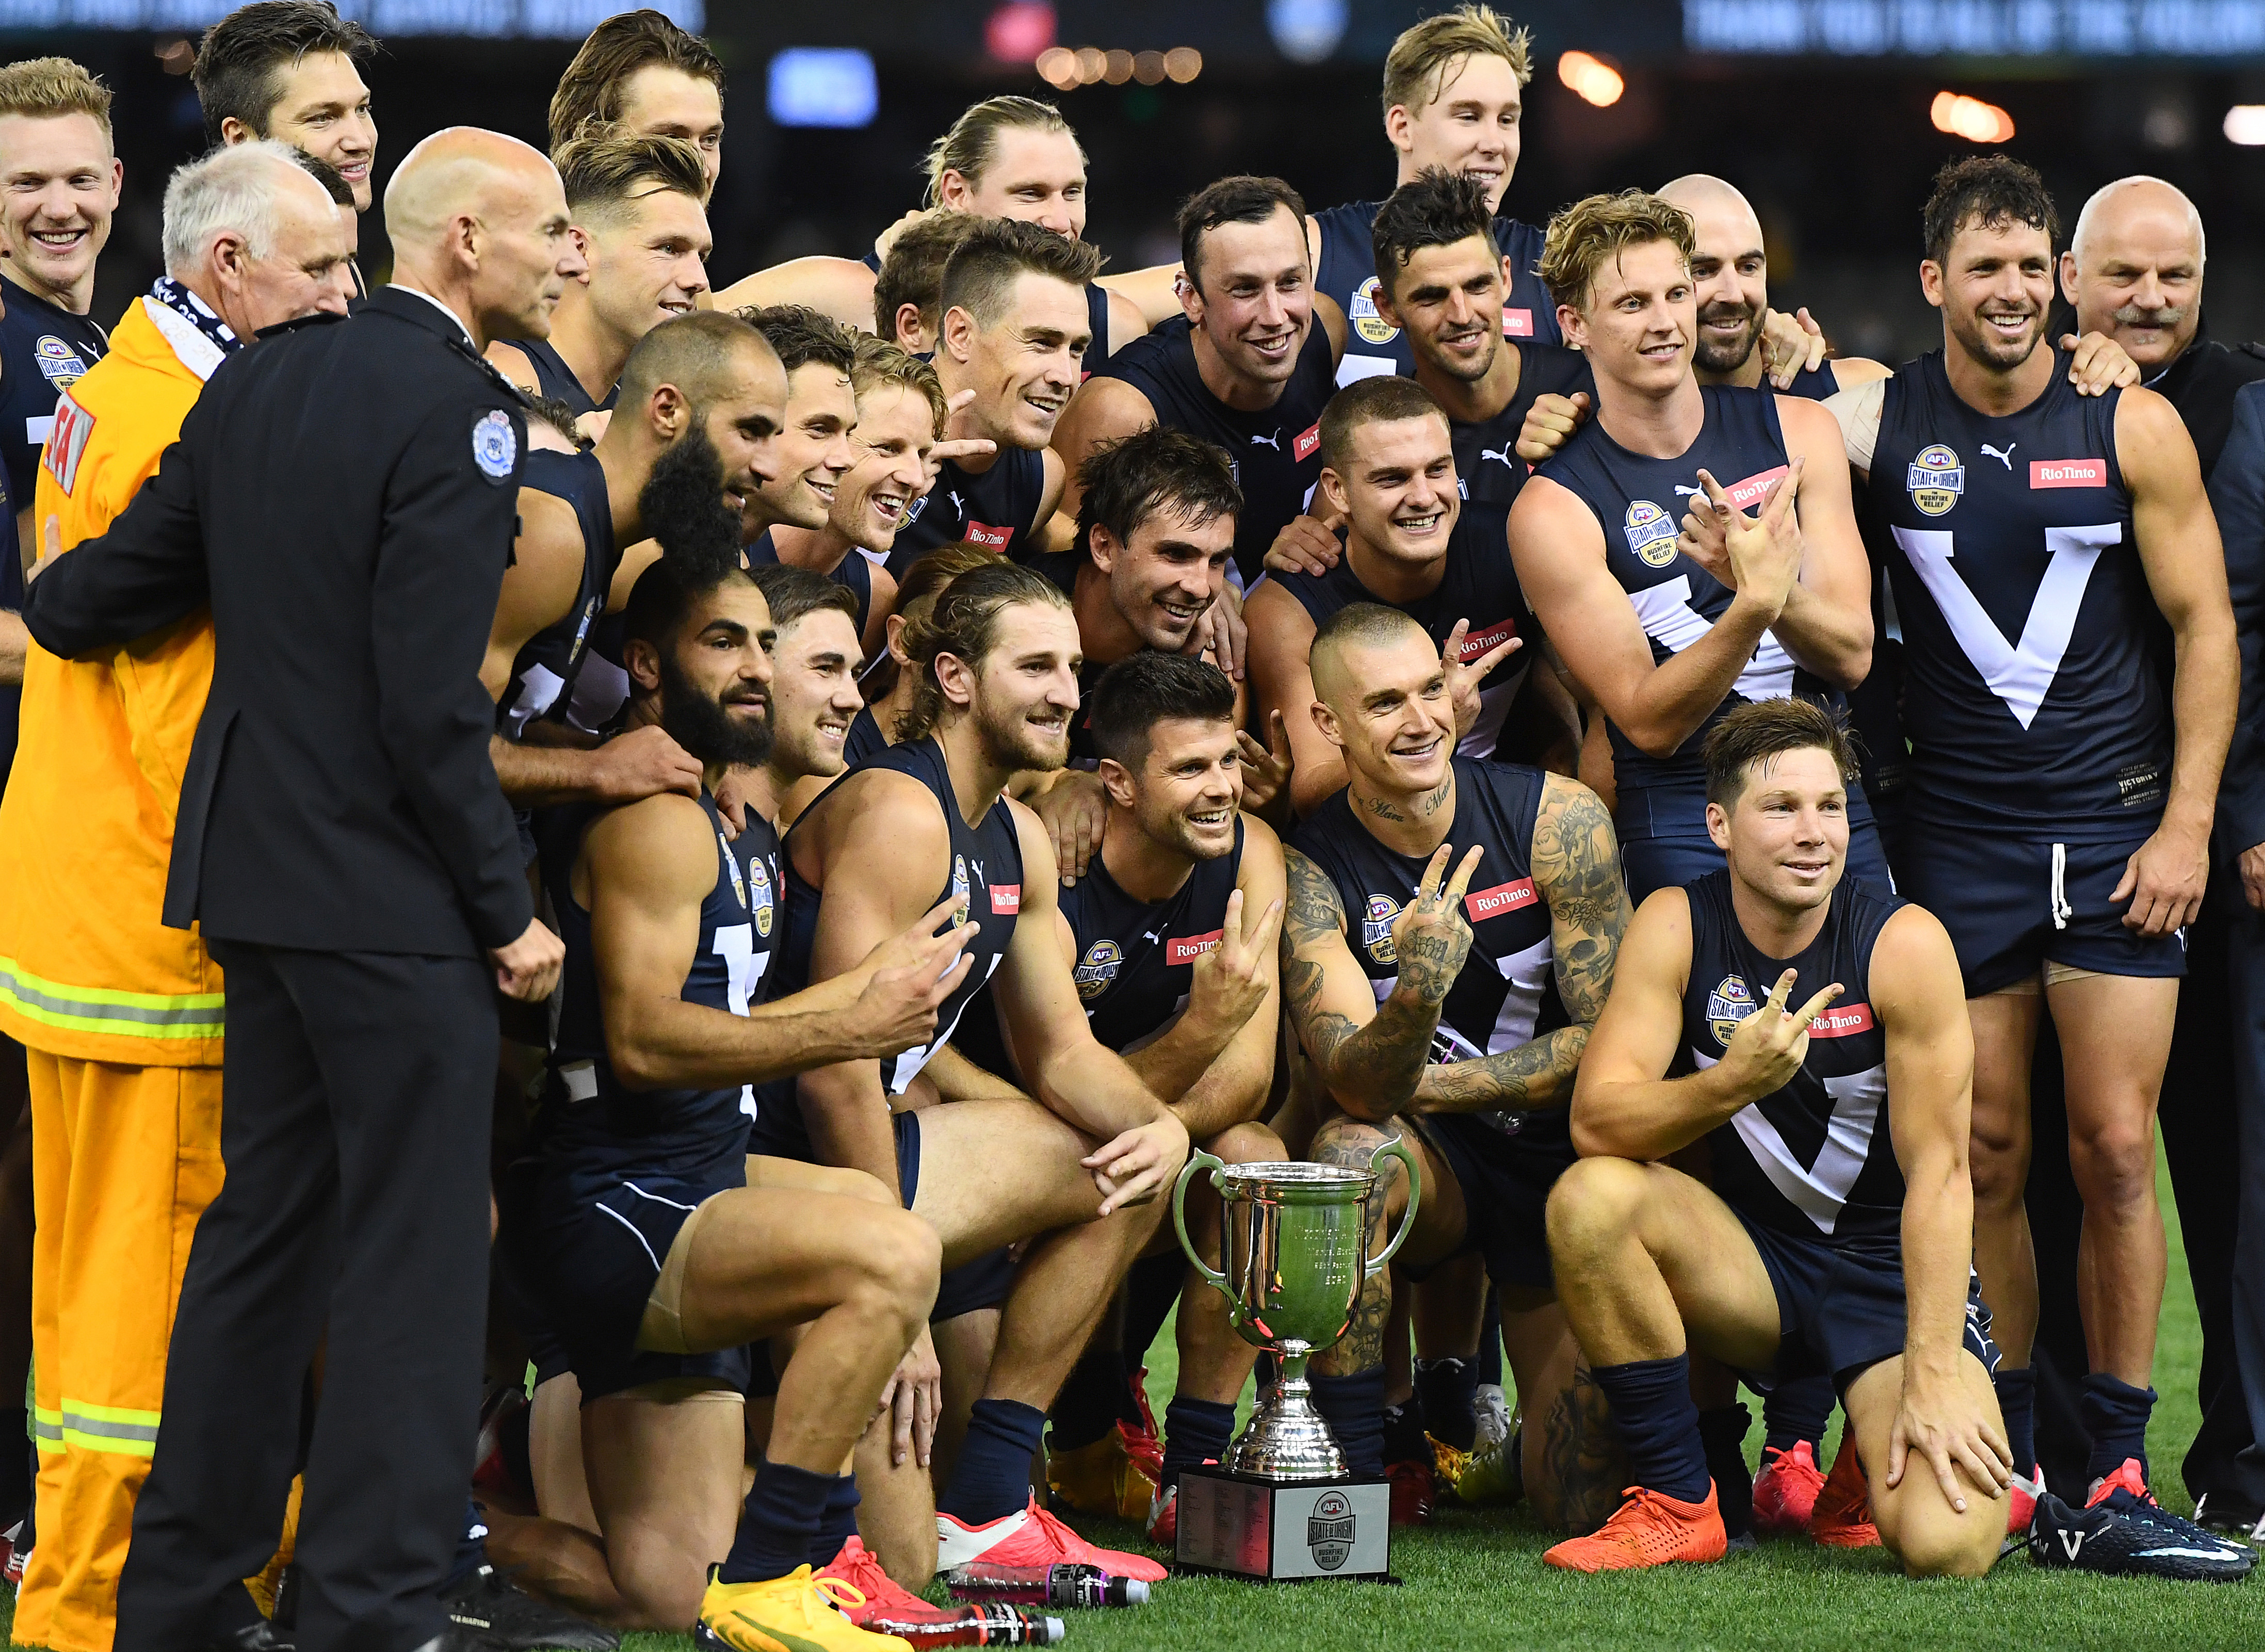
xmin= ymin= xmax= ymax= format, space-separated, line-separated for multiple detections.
xmin=2049 ymin=843 xmax=2072 ymax=931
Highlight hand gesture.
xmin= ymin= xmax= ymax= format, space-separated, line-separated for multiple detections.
xmin=1189 ymin=584 xmax=1245 ymax=681
xmin=1516 ymin=391 xmax=1589 ymax=464
xmin=2060 ymin=331 xmax=2141 ymax=396
xmin=1675 ymin=485 xmax=1733 ymax=586
xmin=2243 ymin=843 xmax=2265 ymax=914
xmin=1442 ymin=618 xmax=1522 ymax=740
xmin=875 ymin=1324 xmax=942 ymax=1469
xmin=1887 ymin=1361 xmax=2012 ymax=1514
xmin=1032 ymin=768 xmax=1108 ymax=886
xmin=1263 ymin=508 xmax=1346 ymax=578
xmin=2114 ymin=817 xmax=2209 ymax=936
xmin=1720 ymin=968 xmax=1842 ymax=1098
xmin=1389 ymin=844 xmax=1484 ymax=1008
xmin=1757 ymin=306 xmax=1829 ymax=389
xmin=846 ymin=899 xmax=980 ymax=1057
xmin=1235 ymin=709 xmax=1294 ymax=822
xmin=588 ymin=724 xmax=704 ymax=804
xmin=1083 ymin=1114 xmax=1189 ymax=1215
xmin=922 ymin=388 xmax=996 ymax=483
xmin=1698 ymin=456 xmax=1806 ymax=621
xmin=490 ymin=917 xmax=565 ymax=1002
xmin=1189 ymin=887 xmax=1286 ymax=1041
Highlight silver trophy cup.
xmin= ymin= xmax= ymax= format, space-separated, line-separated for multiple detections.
xmin=1171 ymin=1142 xmax=1420 ymax=1481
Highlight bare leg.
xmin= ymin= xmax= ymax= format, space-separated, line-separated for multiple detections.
xmin=582 ymin=1389 xmax=747 ymax=1628
xmin=2049 ymin=974 xmax=2178 ymax=1386
xmin=1844 ymin=1353 xmax=2005 ymax=1578
xmin=851 ymin=1404 xmax=940 ymax=1588
xmin=931 ymin=1309 xmax=1000 ymax=1482
xmin=1966 ymin=990 xmax=2044 ymax=1364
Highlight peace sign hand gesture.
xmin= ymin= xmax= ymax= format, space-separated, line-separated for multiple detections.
xmin=1697 ymin=456 xmax=1806 ymax=623
xmin=1720 ymin=968 xmax=1843 ymax=1099
xmin=1387 ymin=844 xmax=1484 ymax=1008
xmin=1442 ymin=618 xmax=1523 ymax=740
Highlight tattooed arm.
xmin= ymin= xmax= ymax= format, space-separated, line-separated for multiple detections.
xmin=1280 ymin=841 xmax=1481 ymax=1124
xmin=1414 ymin=776 xmax=1630 ymax=1115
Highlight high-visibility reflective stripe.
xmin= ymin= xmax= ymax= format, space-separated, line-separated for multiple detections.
xmin=30 ymin=1406 xmax=61 ymax=1446
xmin=0 ymin=956 xmax=223 ymax=1039
xmin=50 ymin=1401 xmax=160 ymax=1458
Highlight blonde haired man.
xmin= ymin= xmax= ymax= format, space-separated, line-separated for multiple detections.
xmin=0 ymin=142 xmax=351 ymax=1652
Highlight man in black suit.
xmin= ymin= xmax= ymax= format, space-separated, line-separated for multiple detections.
xmin=23 ymin=127 xmax=583 ymax=1652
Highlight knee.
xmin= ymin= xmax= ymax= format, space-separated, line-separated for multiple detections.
xmin=1209 ymin=1120 xmax=1286 ymax=1167
xmin=1545 ymin=1156 xmax=1649 ymax=1259
xmin=611 ymin=1551 xmax=710 ymax=1632
xmin=859 ymin=1210 xmax=943 ymax=1328
xmin=829 ymin=1167 xmax=897 ymax=1206
xmin=1308 ymin=1112 xmax=1390 ymax=1170
xmin=2069 ymin=1115 xmax=2158 ymax=1210
xmin=1966 ymin=1129 xmax=2028 ymax=1208
xmin=1889 ymin=1512 xmax=1999 ymax=1580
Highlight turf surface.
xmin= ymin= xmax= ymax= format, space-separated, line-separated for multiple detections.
xmin=9 ymin=1150 xmax=2260 ymax=1650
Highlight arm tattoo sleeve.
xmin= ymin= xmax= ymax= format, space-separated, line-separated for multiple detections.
xmin=1281 ymin=846 xmax=1446 ymax=1121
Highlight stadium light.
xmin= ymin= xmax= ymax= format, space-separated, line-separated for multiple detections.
xmin=2227 ymin=104 xmax=2265 ymax=145
xmin=1558 ymin=50 xmax=1624 ymax=108
xmin=984 ymin=2 xmax=1054 ymax=64
xmin=1931 ymin=90 xmax=2015 ymax=143
xmin=766 ymin=48 xmax=878 ymax=129
xmin=1039 ymin=43 xmax=1201 ymax=89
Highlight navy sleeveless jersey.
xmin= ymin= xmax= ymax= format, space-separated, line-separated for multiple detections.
xmin=498 ymin=448 xmax=613 ymax=738
xmin=1263 ymin=500 xmax=1531 ymax=759
xmin=1092 ymin=315 xmax=1336 ymax=584
xmin=542 ymin=793 xmax=783 ymax=1186
xmin=747 ymin=529 xmax=876 ymax=638
xmin=0 ymin=276 xmax=105 ymax=513
xmin=844 ymin=705 xmax=888 ymax=768
xmin=1452 ymin=344 xmax=1595 ymax=511
xmin=1536 ymin=385 xmax=1852 ymax=798
xmin=1291 ymin=759 xmax=1570 ymax=1158
xmin=1675 ymin=869 xmax=1904 ymax=1248
xmin=1314 ymin=201 xmax=1560 ymax=384
xmin=1865 ymin=353 xmax=2160 ymax=840
xmin=778 ymin=736 xmax=1024 ymax=1099
xmin=886 ymin=445 xmax=1047 ymax=577
xmin=515 ymin=337 xmax=617 ymax=417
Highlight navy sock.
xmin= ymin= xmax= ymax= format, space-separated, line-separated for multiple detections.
xmin=945 ymin=1398 xmax=1047 ymax=1526
xmin=1309 ymin=1369 xmax=1387 ymax=1479
xmin=1995 ymin=1366 xmax=2037 ymax=1476
xmin=1048 ymin=1346 xmax=1138 ymax=1453
xmin=1761 ymin=1373 xmax=1832 ymax=1455
xmin=720 ymin=1457 xmax=832 ymax=1585
xmin=1160 ymin=1397 xmax=1237 ymax=1486
xmin=808 ymin=1472 xmax=861 ymax=1568
xmin=443 ymin=1497 xmax=488 ymax=1591
xmin=2079 ymin=1373 xmax=2157 ymax=1484
xmin=1590 ymin=1355 xmax=1709 ymax=1504
xmin=1700 ymin=1404 xmax=1754 ymax=1541
xmin=1383 ymin=1397 xmax=1429 ymax=1465
xmin=1414 ymin=1357 xmax=1479 ymax=1452
xmin=1477 ymin=1288 xmax=1503 ymax=1389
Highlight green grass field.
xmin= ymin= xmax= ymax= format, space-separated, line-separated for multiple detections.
xmin=8 ymin=1150 xmax=2261 ymax=1651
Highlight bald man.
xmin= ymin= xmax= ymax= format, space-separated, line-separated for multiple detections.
xmin=22 ymin=127 xmax=587 ymax=1652
xmin=2056 ymin=175 xmax=2265 ymax=1529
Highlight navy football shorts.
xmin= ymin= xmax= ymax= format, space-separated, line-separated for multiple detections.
xmin=1410 ymin=1114 xmax=1577 ymax=1291
xmin=895 ymin=1109 xmax=1018 ymax=1321
xmin=1899 ymin=830 xmax=2186 ymax=997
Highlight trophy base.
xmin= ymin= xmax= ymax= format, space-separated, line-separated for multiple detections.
xmin=1172 ymin=1466 xmax=1392 ymax=1581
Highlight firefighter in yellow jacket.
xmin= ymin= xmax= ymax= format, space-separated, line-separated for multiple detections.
xmin=0 ymin=143 xmax=352 ymax=1652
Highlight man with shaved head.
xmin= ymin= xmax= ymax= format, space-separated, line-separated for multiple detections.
xmin=2057 ymin=174 xmax=2265 ymax=1532
xmin=22 ymin=127 xmax=587 ymax=1652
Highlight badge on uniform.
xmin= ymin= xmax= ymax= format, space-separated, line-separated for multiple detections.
xmin=472 ymin=408 xmax=518 ymax=483
xmin=1708 ymin=975 xmax=1758 ymax=1047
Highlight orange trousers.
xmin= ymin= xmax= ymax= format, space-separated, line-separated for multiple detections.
xmin=18 ymin=1054 xmax=222 ymax=1652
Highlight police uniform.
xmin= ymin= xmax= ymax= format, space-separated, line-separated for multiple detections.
xmin=1292 ymin=759 xmax=1575 ymax=1288
xmin=1089 ymin=315 xmax=1335 ymax=584
xmin=1261 ymin=499 xmax=1532 ymax=760
xmin=1314 ymin=201 xmax=1560 ymax=384
xmin=22 ymin=285 xmax=536 ymax=1652
xmin=1450 ymin=343 xmax=1594 ymax=511
xmin=1535 ymin=383 xmax=1891 ymax=901
xmin=1866 ymin=354 xmax=2178 ymax=994
xmin=505 ymin=795 xmax=777 ymax=1400
xmin=748 ymin=527 xmax=876 ymax=638
xmin=1673 ymin=868 xmax=2000 ymax=1388
xmin=885 ymin=446 xmax=1047 ymax=577
xmin=756 ymin=736 xmax=1024 ymax=1319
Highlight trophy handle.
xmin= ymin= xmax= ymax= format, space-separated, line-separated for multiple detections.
xmin=1362 ymin=1134 xmax=1422 ymax=1280
xmin=1171 ymin=1147 xmax=1232 ymax=1302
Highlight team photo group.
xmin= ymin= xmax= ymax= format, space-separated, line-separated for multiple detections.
xmin=0 ymin=2 xmax=2259 ymax=1648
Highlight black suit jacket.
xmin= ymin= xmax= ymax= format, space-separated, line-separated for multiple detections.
xmin=23 ymin=287 xmax=533 ymax=957
xmin=2207 ymin=380 xmax=2265 ymax=862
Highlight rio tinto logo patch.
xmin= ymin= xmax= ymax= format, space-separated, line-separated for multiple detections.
xmin=1721 ymin=465 xmax=1789 ymax=511
xmin=1808 ymin=1002 xmax=1875 ymax=1039
xmin=2029 ymin=459 xmax=2107 ymax=490
xmin=1166 ymin=930 xmax=1222 ymax=966
xmin=1464 ymin=878 xmax=1536 ymax=921
xmin=1293 ymin=422 xmax=1321 ymax=463
xmin=1502 ymin=309 xmax=1534 ymax=337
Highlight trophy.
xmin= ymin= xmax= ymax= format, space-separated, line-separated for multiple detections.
xmin=1167 ymin=1142 xmax=1419 ymax=1581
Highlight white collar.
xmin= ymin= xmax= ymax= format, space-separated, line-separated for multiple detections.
xmin=385 ymin=283 xmax=476 ymax=346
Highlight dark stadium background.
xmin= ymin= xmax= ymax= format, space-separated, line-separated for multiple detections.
xmin=8 ymin=1 xmax=2265 ymax=375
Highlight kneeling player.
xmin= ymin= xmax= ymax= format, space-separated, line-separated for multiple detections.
xmin=1542 ymin=698 xmax=2007 ymax=1576
xmin=956 ymin=653 xmax=1286 ymax=1542
xmin=1280 ymin=604 xmax=1631 ymax=1531
xmin=502 ymin=504 xmax=978 ymax=1649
